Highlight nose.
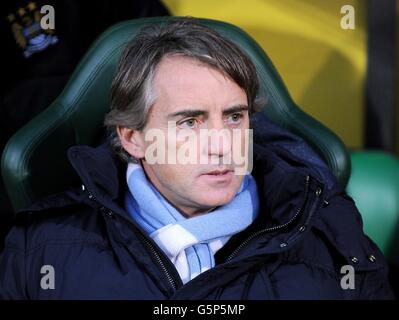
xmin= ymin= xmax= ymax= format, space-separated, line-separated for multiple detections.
xmin=205 ymin=119 xmax=232 ymax=159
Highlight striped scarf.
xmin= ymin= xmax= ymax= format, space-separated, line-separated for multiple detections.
xmin=125 ymin=163 xmax=259 ymax=284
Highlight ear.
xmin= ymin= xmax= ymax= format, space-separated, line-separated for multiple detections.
xmin=116 ymin=126 xmax=146 ymax=159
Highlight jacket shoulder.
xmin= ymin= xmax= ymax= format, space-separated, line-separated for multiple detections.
xmin=3 ymin=201 xmax=107 ymax=255
xmin=310 ymin=191 xmax=394 ymax=299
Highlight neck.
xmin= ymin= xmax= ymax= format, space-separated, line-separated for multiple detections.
xmin=179 ymin=206 xmax=215 ymax=218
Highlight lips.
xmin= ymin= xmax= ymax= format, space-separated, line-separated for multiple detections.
xmin=203 ymin=168 xmax=234 ymax=175
xmin=200 ymin=168 xmax=234 ymax=184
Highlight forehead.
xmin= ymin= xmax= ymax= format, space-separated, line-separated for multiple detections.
xmin=152 ymin=55 xmax=247 ymax=112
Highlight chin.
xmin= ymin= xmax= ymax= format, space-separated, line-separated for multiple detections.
xmin=199 ymin=190 xmax=236 ymax=208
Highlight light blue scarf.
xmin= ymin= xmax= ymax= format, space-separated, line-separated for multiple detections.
xmin=125 ymin=163 xmax=259 ymax=284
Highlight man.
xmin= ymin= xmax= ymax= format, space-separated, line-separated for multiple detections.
xmin=0 ymin=18 xmax=394 ymax=299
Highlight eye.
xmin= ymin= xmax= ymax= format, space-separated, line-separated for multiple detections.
xmin=179 ymin=118 xmax=198 ymax=129
xmin=226 ymin=113 xmax=243 ymax=125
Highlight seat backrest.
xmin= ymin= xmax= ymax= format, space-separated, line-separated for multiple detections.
xmin=1 ymin=17 xmax=350 ymax=212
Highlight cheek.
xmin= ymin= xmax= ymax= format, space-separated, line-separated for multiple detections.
xmin=231 ymin=127 xmax=251 ymax=167
xmin=153 ymin=164 xmax=194 ymax=188
xmin=230 ymin=174 xmax=245 ymax=193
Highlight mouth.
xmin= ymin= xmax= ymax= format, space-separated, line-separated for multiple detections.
xmin=205 ymin=169 xmax=234 ymax=175
xmin=200 ymin=168 xmax=234 ymax=184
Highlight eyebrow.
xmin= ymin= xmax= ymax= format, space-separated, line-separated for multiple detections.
xmin=167 ymin=104 xmax=249 ymax=119
xmin=222 ymin=105 xmax=249 ymax=116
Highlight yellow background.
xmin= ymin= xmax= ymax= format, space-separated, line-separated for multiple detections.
xmin=162 ymin=0 xmax=367 ymax=150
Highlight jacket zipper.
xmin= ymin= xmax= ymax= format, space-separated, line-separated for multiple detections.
xmin=226 ymin=175 xmax=311 ymax=262
xmin=136 ymin=232 xmax=178 ymax=291
xmin=83 ymin=185 xmax=180 ymax=291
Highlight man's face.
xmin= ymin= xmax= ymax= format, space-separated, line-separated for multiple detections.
xmin=122 ymin=55 xmax=250 ymax=217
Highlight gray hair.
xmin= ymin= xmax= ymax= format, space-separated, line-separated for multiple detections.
xmin=104 ymin=17 xmax=261 ymax=162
